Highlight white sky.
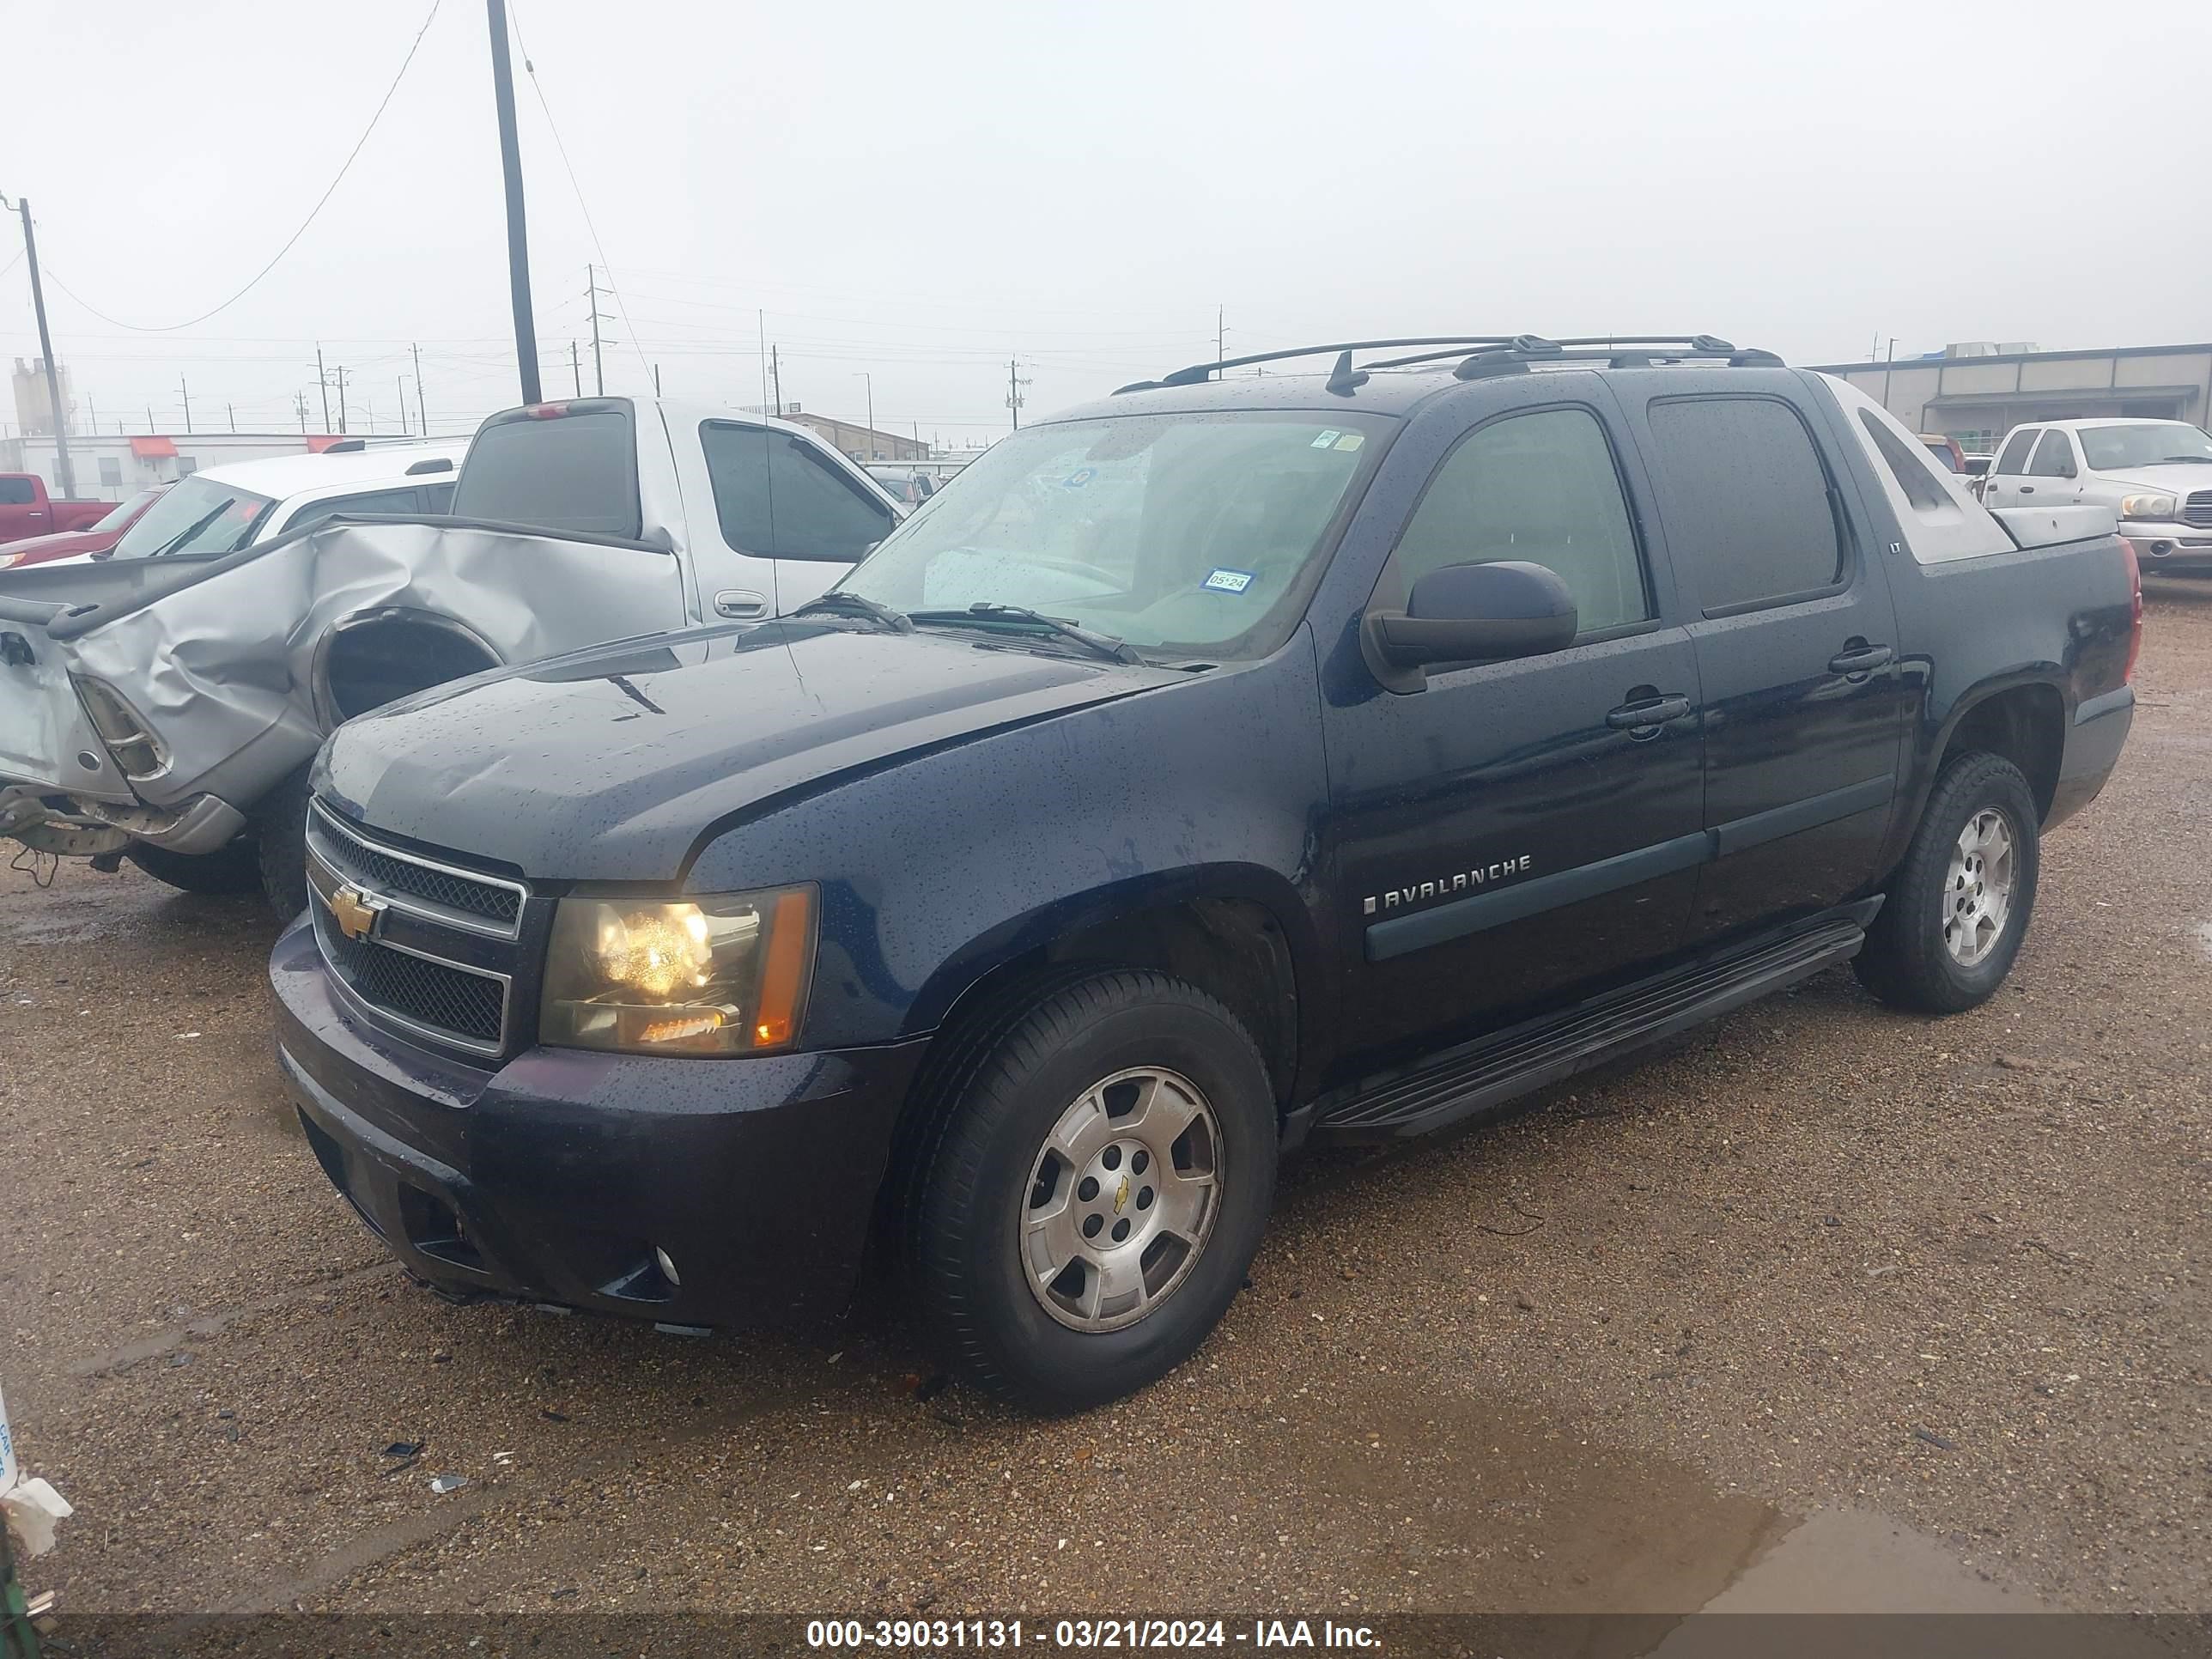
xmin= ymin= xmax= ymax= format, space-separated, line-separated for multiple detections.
xmin=6 ymin=0 xmax=2208 ymax=446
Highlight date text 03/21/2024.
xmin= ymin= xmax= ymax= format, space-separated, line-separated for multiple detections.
xmin=804 ymin=1619 xmax=1382 ymax=1650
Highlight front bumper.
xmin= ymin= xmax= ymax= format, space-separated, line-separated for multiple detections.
xmin=2122 ymin=526 xmax=2212 ymax=571
xmin=270 ymin=916 xmax=931 ymax=1330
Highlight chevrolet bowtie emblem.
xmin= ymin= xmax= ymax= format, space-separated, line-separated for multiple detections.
xmin=327 ymin=883 xmax=383 ymax=942
xmin=1114 ymin=1174 xmax=1132 ymax=1215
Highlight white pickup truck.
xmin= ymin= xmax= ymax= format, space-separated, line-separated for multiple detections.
xmin=1981 ymin=416 xmax=2212 ymax=574
xmin=0 ymin=397 xmax=902 ymax=910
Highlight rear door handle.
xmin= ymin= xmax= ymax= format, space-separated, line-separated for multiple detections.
xmin=1606 ymin=692 xmax=1692 ymax=732
xmin=2019 ymin=484 xmax=2035 ymax=495
xmin=1829 ymin=643 xmax=1895 ymax=677
xmin=714 ymin=589 xmax=769 ymax=619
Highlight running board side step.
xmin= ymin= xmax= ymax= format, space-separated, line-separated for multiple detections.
xmin=1312 ymin=907 xmax=1875 ymax=1143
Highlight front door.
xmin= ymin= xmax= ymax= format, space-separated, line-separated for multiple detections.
xmin=1322 ymin=392 xmax=1705 ymax=1067
xmin=1981 ymin=427 xmax=2040 ymax=509
xmin=1623 ymin=391 xmax=1910 ymax=943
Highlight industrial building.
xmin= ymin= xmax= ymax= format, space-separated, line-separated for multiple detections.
xmin=1808 ymin=342 xmax=2212 ymax=457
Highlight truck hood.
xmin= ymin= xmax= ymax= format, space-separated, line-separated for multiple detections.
xmin=319 ymin=619 xmax=1182 ymax=881
xmin=2100 ymin=465 xmax=2212 ymax=500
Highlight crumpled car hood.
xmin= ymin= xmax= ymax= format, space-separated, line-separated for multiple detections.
xmin=319 ymin=621 xmax=1180 ymax=882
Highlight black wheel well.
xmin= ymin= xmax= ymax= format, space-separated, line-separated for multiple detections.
xmin=315 ymin=610 xmax=501 ymax=726
xmin=1942 ymin=684 xmax=2063 ymax=822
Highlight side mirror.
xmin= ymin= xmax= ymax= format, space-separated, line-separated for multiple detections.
xmin=1367 ymin=560 xmax=1577 ymax=675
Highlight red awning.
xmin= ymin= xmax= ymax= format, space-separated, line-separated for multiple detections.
xmin=130 ymin=435 xmax=177 ymax=459
xmin=306 ymin=434 xmax=345 ymax=453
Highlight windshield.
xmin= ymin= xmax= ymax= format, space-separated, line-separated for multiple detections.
xmin=2077 ymin=423 xmax=2212 ymax=471
xmin=106 ymin=475 xmax=277 ymax=559
xmin=835 ymin=410 xmax=1389 ymax=659
xmin=89 ymin=489 xmax=161 ymax=532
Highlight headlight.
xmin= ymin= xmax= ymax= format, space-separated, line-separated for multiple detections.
xmin=539 ymin=885 xmax=816 ymax=1055
xmin=2121 ymin=492 xmax=2178 ymax=521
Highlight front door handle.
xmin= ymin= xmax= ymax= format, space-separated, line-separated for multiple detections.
xmin=1829 ymin=642 xmax=1895 ymax=678
xmin=1606 ymin=692 xmax=1692 ymax=733
xmin=714 ymin=589 xmax=769 ymax=619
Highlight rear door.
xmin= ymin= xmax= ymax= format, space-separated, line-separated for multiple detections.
xmin=1322 ymin=383 xmax=1705 ymax=1062
xmin=1624 ymin=388 xmax=1908 ymax=945
xmin=1982 ymin=428 xmax=2040 ymax=508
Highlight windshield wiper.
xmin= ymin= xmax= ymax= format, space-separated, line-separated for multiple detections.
xmin=908 ymin=602 xmax=1141 ymax=664
xmin=791 ymin=591 xmax=914 ymax=632
xmin=146 ymin=500 xmax=237 ymax=559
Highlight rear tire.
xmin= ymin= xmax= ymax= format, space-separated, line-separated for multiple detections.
xmin=254 ymin=764 xmax=315 ymax=920
xmin=125 ymin=837 xmax=260 ymax=896
xmin=1855 ymin=751 xmax=2039 ymax=1014
xmin=904 ymin=969 xmax=1277 ymax=1413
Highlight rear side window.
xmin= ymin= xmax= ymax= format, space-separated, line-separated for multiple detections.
xmin=1644 ymin=397 xmax=1844 ymax=615
xmin=2028 ymin=430 xmax=2077 ymax=479
xmin=451 ymin=409 xmax=641 ymax=539
xmin=1995 ymin=429 xmax=2038 ymax=474
xmin=1863 ymin=414 xmax=1954 ymax=511
xmin=701 ymin=423 xmax=896 ymax=563
xmin=1390 ymin=406 xmax=1650 ymax=635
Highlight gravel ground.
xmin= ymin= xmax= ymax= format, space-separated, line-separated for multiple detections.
xmin=3 ymin=580 xmax=2207 ymax=1622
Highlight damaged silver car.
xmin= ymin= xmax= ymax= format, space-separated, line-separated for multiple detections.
xmin=0 ymin=398 xmax=902 ymax=911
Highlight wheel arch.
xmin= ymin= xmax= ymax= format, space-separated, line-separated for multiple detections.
xmin=1925 ymin=677 xmax=2066 ymax=824
xmin=310 ymin=606 xmax=505 ymax=730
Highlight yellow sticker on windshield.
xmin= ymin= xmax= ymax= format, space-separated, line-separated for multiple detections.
xmin=1334 ymin=433 xmax=1364 ymax=452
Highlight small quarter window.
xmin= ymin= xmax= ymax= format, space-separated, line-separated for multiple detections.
xmin=1859 ymin=412 xmax=1954 ymax=512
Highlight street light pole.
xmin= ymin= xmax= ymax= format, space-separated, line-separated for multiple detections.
xmin=485 ymin=0 xmax=542 ymax=404
xmin=856 ymin=372 xmax=875 ymax=459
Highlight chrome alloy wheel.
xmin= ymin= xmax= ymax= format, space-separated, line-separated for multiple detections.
xmin=1018 ymin=1066 xmax=1224 ymax=1334
xmin=1942 ymin=807 xmax=2017 ymax=968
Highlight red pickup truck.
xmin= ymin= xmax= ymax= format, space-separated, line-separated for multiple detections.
xmin=0 ymin=473 xmax=115 ymax=545
xmin=0 ymin=486 xmax=169 ymax=568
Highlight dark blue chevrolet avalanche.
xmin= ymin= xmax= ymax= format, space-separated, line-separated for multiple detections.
xmin=272 ymin=335 xmax=2140 ymax=1410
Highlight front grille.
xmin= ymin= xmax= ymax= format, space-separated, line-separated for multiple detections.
xmin=315 ymin=909 xmax=507 ymax=1047
xmin=309 ymin=803 xmax=522 ymax=928
xmin=2184 ymin=490 xmax=2212 ymax=529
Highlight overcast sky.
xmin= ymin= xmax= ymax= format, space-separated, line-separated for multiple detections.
xmin=6 ymin=0 xmax=2208 ymax=447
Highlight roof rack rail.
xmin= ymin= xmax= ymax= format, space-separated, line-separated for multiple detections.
xmin=1114 ymin=333 xmax=1781 ymax=394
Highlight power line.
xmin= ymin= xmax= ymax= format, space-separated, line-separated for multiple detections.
xmin=507 ymin=2 xmax=653 ymax=381
xmin=36 ymin=0 xmax=444 ymax=332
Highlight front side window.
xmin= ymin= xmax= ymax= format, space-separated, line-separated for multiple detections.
xmin=835 ymin=410 xmax=1389 ymax=659
xmin=1995 ymin=428 xmax=2039 ymax=475
xmin=2076 ymin=423 xmax=2212 ymax=471
xmin=2028 ymin=430 xmax=2077 ymax=478
xmin=0 ymin=477 xmax=33 ymax=506
xmin=1388 ymin=406 xmax=1649 ymax=635
xmin=1644 ymin=396 xmax=1844 ymax=614
xmin=106 ymin=474 xmax=278 ymax=559
xmin=701 ymin=423 xmax=897 ymax=563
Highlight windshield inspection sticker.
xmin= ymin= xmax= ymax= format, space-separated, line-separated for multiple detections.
xmin=1310 ymin=429 xmax=1342 ymax=448
xmin=1334 ymin=432 xmax=1365 ymax=451
xmin=1062 ymin=466 xmax=1097 ymax=489
xmin=1202 ymin=568 xmax=1256 ymax=594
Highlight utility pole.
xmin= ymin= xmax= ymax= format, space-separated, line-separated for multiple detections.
xmin=179 ymin=375 xmax=191 ymax=434
xmin=397 ymin=375 xmax=408 ymax=434
xmin=7 ymin=196 xmax=78 ymax=497
xmin=411 ymin=341 xmax=427 ymax=434
xmin=855 ymin=372 xmax=875 ymax=459
xmin=586 ymin=264 xmax=609 ymax=397
xmin=1216 ymin=303 xmax=1224 ymax=378
xmin=1006 ymin=358 xmax=1030 ymax=429
xmin=571 ymin=340 xmax=581 ymax=397
xmin=87 ymin=394 xmax=97 ymax=432
xmin=770 ymin=344 xmax=782 ymax=417
xmin=316 ymin=344 xmax=331 ymax=431
xmin=486 ymin=0 xmax=542 ymax=404
xmin=295 ymin=391 xmax=310 ymax=433
xmin=228 ymin=402 xmax=236 ymax=434
xmin=336 ymin=363 xmax=348 ymax=434
xmin=1881 ymin=337 xmax=1896 ymax=410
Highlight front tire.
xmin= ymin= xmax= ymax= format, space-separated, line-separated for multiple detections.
xmin=1855 ymin=751 xmax=2040 ymax=1014
xmin=254 ymin=763 xmax=315 ymax=920
xmin=905 ymin=969 xmax=1277 ymax=1413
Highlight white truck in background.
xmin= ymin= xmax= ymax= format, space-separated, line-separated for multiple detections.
xmin=0 ymin=398 xmax=902 ymax=912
